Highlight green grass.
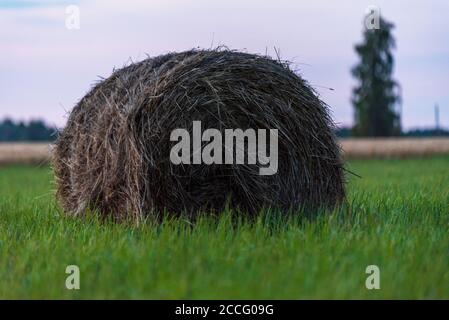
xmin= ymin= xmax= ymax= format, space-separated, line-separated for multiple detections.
xmin=0 ymin=156 xmax=448 ymax=299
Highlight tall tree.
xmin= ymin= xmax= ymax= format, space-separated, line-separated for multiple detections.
xmin=351 ymin=16 xmax=401 ymax=136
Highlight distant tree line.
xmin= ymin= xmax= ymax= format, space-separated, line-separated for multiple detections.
xmin=0 ymin=118 xmax=57 ymax=142
xmin=335 ymin=126 xmax=449 ymax=138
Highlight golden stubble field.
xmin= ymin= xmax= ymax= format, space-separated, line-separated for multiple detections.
xmin=1 ymin=138 xmax=449 ymax=165
xmin=340 ymin=137 xmax=449 ymax=159
xmin=0 ymin=143 xmax=52 ymax=165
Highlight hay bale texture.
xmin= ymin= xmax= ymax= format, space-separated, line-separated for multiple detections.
xmin=53 ymin=49 xmax=345 ymax=221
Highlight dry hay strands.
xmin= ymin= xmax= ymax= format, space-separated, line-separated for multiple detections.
xmin=53 ymin=49 xmax=345 ymax=222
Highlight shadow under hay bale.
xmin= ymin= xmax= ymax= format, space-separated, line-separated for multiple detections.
xmin=53 ymin=49 xmax=345 ymax=222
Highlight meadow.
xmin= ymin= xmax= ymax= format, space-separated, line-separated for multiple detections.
xmin=0 ymin=156 xmax=448 ymax=299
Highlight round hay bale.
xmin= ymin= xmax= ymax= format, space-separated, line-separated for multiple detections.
xmin=53 ymin=49 xmax=345 ymax=221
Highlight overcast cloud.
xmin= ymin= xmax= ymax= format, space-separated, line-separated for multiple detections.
xmin=1 ymin=0 xmax=448 ymax=129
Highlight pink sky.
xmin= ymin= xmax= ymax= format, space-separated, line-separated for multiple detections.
xmin=1 ymin=0 xmax=448 ymax=129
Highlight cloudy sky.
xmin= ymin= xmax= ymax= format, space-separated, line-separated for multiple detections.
xmin=1 ymin=0 xmax=448 ymax=129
